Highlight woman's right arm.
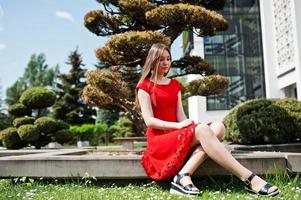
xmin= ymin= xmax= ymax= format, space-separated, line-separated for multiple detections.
xmin=138 ymin=89 xmax=191 ymax=130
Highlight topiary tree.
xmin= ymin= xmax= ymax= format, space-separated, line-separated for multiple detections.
xmin=0 ymin=127 xmax=25 ymax=149
xmin=13 ymin=117 xmax=35 ymax=128
xmin=82 ymin=0 xmax=230 ymax=135
xmin=223 ymin=98 xmax=301 ymax=144
xmin=17 ymin=124 xmax=40 ymax=142
xmin=20 ymin=86 xmax=56 ymax=117
xmin=7 ymin=103 xmax=32 ymax=117
xmin=0 ymin=87 xmax=72 ymax=149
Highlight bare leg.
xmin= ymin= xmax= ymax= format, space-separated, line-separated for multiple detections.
xmin=191 ymin=123 xmax=278 ymax=193
xmin=176 ymin=122 xmax=225 ymax=191
xmin=179 ymin=122 xmax=225 ymax=174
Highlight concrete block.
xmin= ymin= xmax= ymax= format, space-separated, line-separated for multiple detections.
xmin=286 ymin=153 xmax=301 ymax=172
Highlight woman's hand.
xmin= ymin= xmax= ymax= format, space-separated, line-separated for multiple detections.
xmin=177 ymin=119 xmax=194 ymax=129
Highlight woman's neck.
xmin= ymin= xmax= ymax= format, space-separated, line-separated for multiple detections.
xmin=157 ymin=75 xmax=165 ymax=81
xmin=151 ymin=75 xmax=167 ymax=82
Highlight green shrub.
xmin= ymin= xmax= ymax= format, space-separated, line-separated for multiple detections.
xmin=69 ymin=124 xmax=95 ymax=141
xmin=55 ymin=120 xmax=70 ymax=130
xmin=69 ymin=123 xmax=109 ymax=145
xmin=31 ymin=133 xmax=52 ymax=149
xmin=20 ymin=87 xmax=56 ymax=109
xmin=93 ymin=123 xmax=109 ymax=145
xmin=54 ymin=129 xmax=73 ymax=144
xmin=17 ymin=125 xmax=40 ymax=142
xmin=0 ymin=127 xmax=25 ymax=149
xmin=110 ymin=117 xmax=134 ymax=138
xmin=13 ymin=117 xmax=35 ymax=128
xmin=34 ymin=117 xmax=63 ymax=134
xmin=223 ymin=98 xmax=301 ymax=144
xmin=7 ymin=103 xmax=32 ymax=117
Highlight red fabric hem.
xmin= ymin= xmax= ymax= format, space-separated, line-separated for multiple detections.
xmin=141 ymin=124 xmax=196 ymax=181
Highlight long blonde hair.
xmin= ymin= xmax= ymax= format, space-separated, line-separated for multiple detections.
xmin=135 ymin=43 xmax=171 ymax=109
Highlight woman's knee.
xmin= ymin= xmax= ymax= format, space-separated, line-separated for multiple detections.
xmin=210 ymin=122 xmax=225 ymax=140
xmin=195 ymin=123 xmax=214 ymax=140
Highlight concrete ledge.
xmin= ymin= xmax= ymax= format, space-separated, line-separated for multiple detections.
xmin=229 ymin=143 xmax=301 ymax=153
xmin=0 ymin=149 xmax=57 ymax=157
xmin=0 ymin=150 xmax=299 ymax=179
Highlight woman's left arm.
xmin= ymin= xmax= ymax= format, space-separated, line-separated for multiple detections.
xmin=176 ymin=91 xmax=188 ymax=122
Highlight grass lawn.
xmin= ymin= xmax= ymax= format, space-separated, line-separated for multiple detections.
xmin=0 ymin=172 xmax=300 ymax=200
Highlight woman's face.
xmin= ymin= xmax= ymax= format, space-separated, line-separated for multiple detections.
xmin=157 ymin=49 xmax=171 ymax=76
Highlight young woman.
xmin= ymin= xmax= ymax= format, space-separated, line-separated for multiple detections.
xmin=135 ymin=43 xmax=279 ymax=196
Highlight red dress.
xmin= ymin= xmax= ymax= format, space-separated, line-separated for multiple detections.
xmin=137 ymin=78 xmax=197 ymax=181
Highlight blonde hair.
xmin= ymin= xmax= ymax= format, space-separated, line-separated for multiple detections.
xmin=135 ymin=43 xmax=171 ymax=109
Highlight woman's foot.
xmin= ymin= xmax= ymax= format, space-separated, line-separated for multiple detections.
xmin=170 ymin=173 xmax=200 ymax=196
xmin=243 ymin=173 xmax=279 ymax=196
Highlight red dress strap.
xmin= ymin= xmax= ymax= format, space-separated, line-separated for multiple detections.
xmin=136 ymin=79 xmax=151 ymax=94
xmin=172 ymin=79 xmax=182 ymax=93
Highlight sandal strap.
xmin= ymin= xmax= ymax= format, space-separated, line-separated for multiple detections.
xmin=174 ymin=173 xmax=199 ymax=192
xmin=183 ymin=183 xmax=195 ymax=191
xmin=258 ymin=183 xmax=275 ymax=195
xmin=244 ymin=174 xmax=279 ymax=196
xmin=244 ymin=173 xmax=256 ymax=186
xmin=175 ymin=173 xmax=191 ymax=185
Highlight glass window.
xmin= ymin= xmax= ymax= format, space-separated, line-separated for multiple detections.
xmin=205 ymin=0 xmax=265 ymax=110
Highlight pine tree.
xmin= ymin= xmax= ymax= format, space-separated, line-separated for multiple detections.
xmin=53 ymin=48 xmax=96 ymax=125
xmin=82 ymin=0 xmax=230 ymax=134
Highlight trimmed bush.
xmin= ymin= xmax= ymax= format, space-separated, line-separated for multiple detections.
xmin=223 ymin=98 xmax=301 ymax=144
xmin=13 ymin=117 xmax=35 ymax=128
xmin=31 ymin=133 xmax=52 ymax=149
xmin=20 ymin=87 xmax=56 ymax=109
xmin=111 ymin=117 xmax=134 ymax=138
xmin=35 ymin=117 xmax=61 ymax=134
xmin=69 ymin=123 xmax=109 ymax=145
xmin=7 ymin=103 xmax=32 ymax=117
xmin=69 ymin=124 xmax=95 ymax=141
xmin=17 ymin=125 xmax=40 ymax=142
xmin=0 ymin=127 xmax=25 ymax=149
xmin=54 ymin=129 xmax=73 ymax=144
xmin=55 ymin=120 xmax=70 ymax=130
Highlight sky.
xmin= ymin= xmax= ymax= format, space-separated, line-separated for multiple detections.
xmin=0 ymin=0 xmax=183 ymax=100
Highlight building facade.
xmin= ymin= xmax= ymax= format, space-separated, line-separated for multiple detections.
xmin=187 ymin=0 xmax=301 ymax=123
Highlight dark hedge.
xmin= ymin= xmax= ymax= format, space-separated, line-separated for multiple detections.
xmin=223 ymin=98 xmax=301 ymax=144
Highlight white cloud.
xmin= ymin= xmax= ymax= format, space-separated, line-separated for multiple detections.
xmin=55 ymin=11 xmax=74 ymax=22
xmin=0 ymin=43 xmax=6 ymax=50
